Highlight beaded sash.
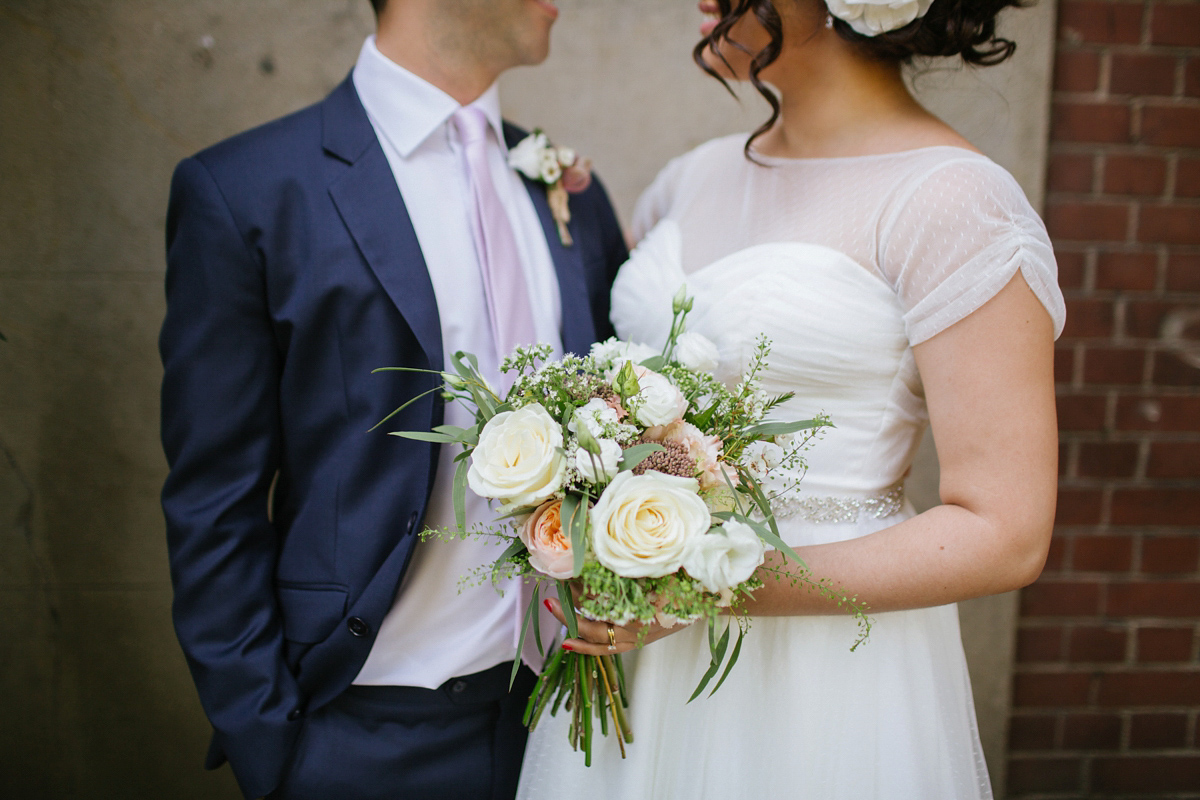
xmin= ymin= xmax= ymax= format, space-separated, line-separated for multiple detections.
xmin=771 ymin=481 xmax=906 ymax=524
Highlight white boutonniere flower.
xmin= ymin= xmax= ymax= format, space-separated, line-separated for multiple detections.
xmin=509 ymin=130 xmax=593 ymax=247
xmin=827 ymin=0 xmax=934 ymax=36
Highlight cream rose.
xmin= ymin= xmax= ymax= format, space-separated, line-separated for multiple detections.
xmin=826 ymin=0 xmax=935 ymax=37
xmin=681 ymin=520 xmax=767 ymax=593
xmin=632 ymin=366 xmax=688 ymax=428
xmin=467 ymin=404 xmax=567 ymax=510
xmin=674 ymin=331 xmax=719 ymax=374
xmin=590 ymin=471 xmax=711 ymax=578
xmin=520 ymin=499 xmax=577 ymax=579
xmin=573 ymin=439 xmax=622 ymax=485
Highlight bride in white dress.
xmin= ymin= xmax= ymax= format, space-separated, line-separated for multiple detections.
xmin=519 ymin=1 xmax=1064 ymax=797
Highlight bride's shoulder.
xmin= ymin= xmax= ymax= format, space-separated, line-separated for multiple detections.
xmin=885 ymin=148 xmax=1038 ymax=223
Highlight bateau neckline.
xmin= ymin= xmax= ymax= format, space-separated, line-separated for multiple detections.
xmin=746 ymin=143 xmax=987 ymax=166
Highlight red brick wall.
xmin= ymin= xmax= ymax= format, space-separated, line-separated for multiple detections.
xmin=1007 ymin=1 xmax=1200 ymax=797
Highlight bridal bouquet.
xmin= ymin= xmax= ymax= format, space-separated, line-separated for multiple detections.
xmin=377 ymin=291 xmax=840 ymax=763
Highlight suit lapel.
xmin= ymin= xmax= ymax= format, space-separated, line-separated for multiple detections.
xmin=323 ymin=77 xmax=444 ymax=372
xmin=503 ymin=124 xmax=597 ymax=356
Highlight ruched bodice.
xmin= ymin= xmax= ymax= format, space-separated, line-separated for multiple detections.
xmin=612 ymin=220 xmax=926 ymax=497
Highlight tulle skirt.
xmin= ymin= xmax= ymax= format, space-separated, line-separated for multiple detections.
xmin=516 ymin=510 xmax=993 ymax=800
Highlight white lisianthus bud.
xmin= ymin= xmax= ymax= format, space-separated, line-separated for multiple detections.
xmin=681 ymin=520 xmax=767 ymax=593
xmin=671 ymin=284 xmax=690 ymax=315
xmin=674 ymin=331 xmax=719 ymax=374
xmin=556 ymin=146 xmax=577 ymax=167
xmin=573 ymin=439 xmax=622 ymax=484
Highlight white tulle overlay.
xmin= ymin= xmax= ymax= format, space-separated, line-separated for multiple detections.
xmin=517 ymin=138 xmax=1065 ymax=800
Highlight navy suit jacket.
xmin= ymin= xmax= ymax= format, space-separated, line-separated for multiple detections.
xmin=159 ymin=75 xmax=627 ymax=799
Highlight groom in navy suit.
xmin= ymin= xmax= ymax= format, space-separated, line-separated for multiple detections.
xmin=159 ymin=1 xmax=626 ymax=798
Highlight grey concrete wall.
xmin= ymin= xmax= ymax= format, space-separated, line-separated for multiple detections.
xmin=0 ymin=1 xmax=1053 ymax=797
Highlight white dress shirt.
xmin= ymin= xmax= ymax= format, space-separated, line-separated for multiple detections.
xmin=352 ymin=36 xmax=562 ymax=688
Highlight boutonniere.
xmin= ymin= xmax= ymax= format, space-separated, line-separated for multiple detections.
xmin=508 ymin=130 xmax=592 ymax=247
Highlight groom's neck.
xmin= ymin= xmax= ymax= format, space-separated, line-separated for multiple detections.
xmin=374 ymin=2 xmax=505 ymax=106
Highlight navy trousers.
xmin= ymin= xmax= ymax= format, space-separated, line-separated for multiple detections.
xmin=269 ymin=662 xmax=537 ymax=800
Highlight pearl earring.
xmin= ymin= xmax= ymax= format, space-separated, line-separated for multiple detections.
xmin=826 ymin=13 xmax=834 ymax=29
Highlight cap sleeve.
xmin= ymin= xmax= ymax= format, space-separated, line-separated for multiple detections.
xmin=878 ymin=157 xmax=1066 ymax=345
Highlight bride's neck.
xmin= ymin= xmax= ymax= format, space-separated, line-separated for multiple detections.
xmin=752 ymin=42 xmax=934 ymax=160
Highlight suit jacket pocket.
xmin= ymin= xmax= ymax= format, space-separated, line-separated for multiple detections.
xmin=276 ymin=584 xmax=349 ymax=644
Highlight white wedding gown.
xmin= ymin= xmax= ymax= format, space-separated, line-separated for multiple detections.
xmin=517 ymin=137 xmax=1065 ymax=800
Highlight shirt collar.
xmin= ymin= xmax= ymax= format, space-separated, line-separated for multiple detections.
xmin=352 ymin=35 xmax=507 ymax=158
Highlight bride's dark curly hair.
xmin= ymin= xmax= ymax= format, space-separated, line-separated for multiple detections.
xmin=695 ymin=0 xmax=1025 ymax=157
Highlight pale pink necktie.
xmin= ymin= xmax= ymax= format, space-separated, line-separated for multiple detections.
xmin=454 ymin=108 xmax=555 ymax=669
xmin=453 ymin=107 xmax=538 ymax=366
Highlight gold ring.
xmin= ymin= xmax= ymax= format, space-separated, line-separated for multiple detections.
xmin=607 ymin=625 xmax=617 ymax=651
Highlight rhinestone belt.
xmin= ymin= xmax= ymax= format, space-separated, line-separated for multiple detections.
xmin=770 ymin=482 xmax=906 ymax=524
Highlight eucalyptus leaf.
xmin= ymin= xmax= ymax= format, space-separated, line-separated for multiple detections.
xmin=369 ymin=385 xmax=444 ymax=432
xmin=388 ymin=430 xmax=461 ymax=444
xmin=740 ymin=515 xmax=808 ymax=569
xmin=452 ymin=454 xmax=469 ymax=532
xmin=709 ymin=623 xmax=745 ymax=696
xmin=564 ymin=492 xmax=589 ymax=578
xmin=638 ymin=355 xmax=667 ymax=371
xmin=511 ymin=593 xmax=537 ymax=689
xmin=688 ymin=620 xmax=731 ymax=703
xmin=557 ymin=580 xmax=579 ymax=640
xmin=742 ymin=418 xmax=827 ymax=437
xmin=492 ymin=538 xmax=527 ymax=579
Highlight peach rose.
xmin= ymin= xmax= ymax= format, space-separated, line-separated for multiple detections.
xmin=520 ymin=499 xmax=578 ymax=579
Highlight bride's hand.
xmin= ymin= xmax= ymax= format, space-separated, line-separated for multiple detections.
xmin=542 ymin=596 xmax=692 ymax=656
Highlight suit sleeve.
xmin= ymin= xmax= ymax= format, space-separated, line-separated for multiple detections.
xmin=159 ymin=156 xmax=301 ymax=800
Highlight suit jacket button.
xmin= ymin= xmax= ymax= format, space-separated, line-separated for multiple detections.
xmin=451 ymin=680 xmax=468 ymax=694
xmin=347 ymin=617 xmax=370 ymax=638
xmin=287 ymin=708 xmax=303 ymax=721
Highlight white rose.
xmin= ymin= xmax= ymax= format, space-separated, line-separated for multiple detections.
xmin=508 ymin=132 xmax=549 ymax=180
xmin=590 ymin=471 xmax=711 ymax=578
xmin=539 ymin=150 xmax=563 ymax=184
xmin=682 ymin=520 xmax=767 ymax=593
xmin=573 ymin=439 xmax=622 ymax=484
xmin=568 ymin=397 xmax=619 ymax=439
xmin=467 ymin=404 xmax=567 ymax=510
xmin=674 ymin=331 xmax=719 ymax=374
xmin=826 ymin=0 xmax=935 ymax=37
xmin=632 ymin=366 xmax=688 ymax=427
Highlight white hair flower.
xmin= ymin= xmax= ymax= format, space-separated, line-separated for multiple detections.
xmin=826 ymin=0 xmax=934 ymax=37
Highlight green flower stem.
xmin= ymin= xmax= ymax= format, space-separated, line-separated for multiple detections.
xmin=596 ymin=654 xmax=627 ymax=758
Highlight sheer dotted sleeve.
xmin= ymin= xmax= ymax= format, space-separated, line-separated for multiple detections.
xmin=878 ymin=157 xmax=1066 ymax=345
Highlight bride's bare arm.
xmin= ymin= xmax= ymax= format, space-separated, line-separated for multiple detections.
xmin=748 ymin=272 xmax=1058 ymax=616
